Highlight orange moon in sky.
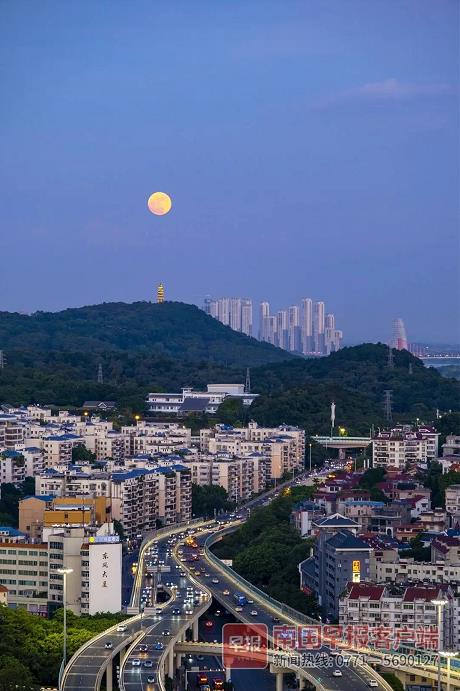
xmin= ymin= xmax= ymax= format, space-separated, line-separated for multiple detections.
xmin=147 ymin=192 xmax=172 ymax=216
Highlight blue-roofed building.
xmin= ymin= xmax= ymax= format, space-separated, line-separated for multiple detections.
xmin=0 ymin=526 xmax=27 ymax=543
xmin=298 ymin=513 xmax=372 ymax=620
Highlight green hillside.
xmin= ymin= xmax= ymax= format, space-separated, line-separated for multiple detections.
xmin=0 ymin=301 xmax=292 ymax=367
xmin=0 ymin=302 xmax=458 ymax=437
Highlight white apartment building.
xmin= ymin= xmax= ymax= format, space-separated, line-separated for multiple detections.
xmin=371 ymin=555 xmax=460 ymax=585
xmin=147 ymin=384 xmax=258 ymax=416
xmin=182 ymin=452 xmax=268 ymax=502
xmin=42 ymin=434 xmax=82 ymax=468
xmin=339 ymin=583 xmax=456 ymax=649
xmin=0 ymin=414 xmax=25 ymax=449
xmin=46 ymin=523 xmax=121 ymax=615
xmin=372 ymin=426 xmax=439 ymax=470
xmin=201 ymin=422 xmax=305 ymax=480
xmin=35 ymin=463 xmax=192 ymax=539
xmin=445 ymin=485 xmax=460 ymax=522
xmin=0 ymin=541 xmax=49 ymax=616
xmin=0 ymin=450 xmax=26 ymax=484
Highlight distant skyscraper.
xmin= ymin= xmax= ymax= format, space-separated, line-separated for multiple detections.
xmin=230 ymin=298 xmax=242 ymax=331
xmin=392 ymin=318 xmax=408 ymax=350
xmin=157 ymin=282 xmax=165 ymax=303
xmin=241 ymin=299 xmax=253 ymax=336
xmin=313 ymin=301 xmax=325 ymax=353
xmin=204 ymin=297 xmax=252 ymax=336
xmin=259 ymin=301 xmax=270 ymax=340
xmin=288 ymin=305 xmax=300 ymax=352
xmin=276 ymin=310 xmax=288 ymax=350
xmin=266 ymin=316 xmax=277 ymax=345
xmin=300 ymin=298 xmax=313 ymax=354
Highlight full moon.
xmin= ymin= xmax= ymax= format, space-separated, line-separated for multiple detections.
xmin=147 ymin=192 xmax=172 ymax=216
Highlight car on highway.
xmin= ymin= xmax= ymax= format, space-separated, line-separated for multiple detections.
xmin=211 ymin=578 xmax=219 ymax=584
xmin=204 ymin=572 xmax=210 ymax=577
xmin=172 ymin=607 xmax=181 ymax=615
xmin=272 ymin=616 xmax=280 ymax=623
xmin=143 ymin=660 xmax=153 ymax=668
xmin=235 ymin=606 xmax=243 ymax=612
xmin=204 ymin=620 xmax=214 ymax=628
xmin=367 ymin=681 xmax=378 ymax=688
xmin=116 ymin=624 xmax=127 ymax=632
xmin=185 ymin=607 xmax=193 ymax=615
xmin=155 ymin=608 xmax=162 ymax=616
xmin=147 ymin=676 xmax=156 ymax=683
xmin=222 ymin=589 xmax=230 ymax=595
xmin=250 ymin=610 xmax=258 ymax=616
xmin=154 ymin=642 xmax=164 ymax=650
xmin=332 ymin=670 xmax=343 ymax=677
xmin=104 ymin=641 xmax=113 ymax=649
xmin=131 ymin=659 xmax=141 ymax=667
xmin=162 ymin=629 xmax=171 ymax=636
xmin=138 ymin=644 xmax=148 ymax=652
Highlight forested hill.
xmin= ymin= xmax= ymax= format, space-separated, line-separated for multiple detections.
xmin=249 ymin=344 xmax=460 ymax=433
xmin=0 ymin=301 xmax=292 ymax=367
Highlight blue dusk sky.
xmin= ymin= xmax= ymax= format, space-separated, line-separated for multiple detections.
xmin=0 ymin=0 xmax=459 ymax=344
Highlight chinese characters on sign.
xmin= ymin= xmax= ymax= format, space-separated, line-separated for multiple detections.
xmin=102 ymin=551 xmax=109 ymax=588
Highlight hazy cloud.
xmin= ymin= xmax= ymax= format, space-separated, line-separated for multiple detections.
xmin=313 ymin=78 xmax=455 ymax=109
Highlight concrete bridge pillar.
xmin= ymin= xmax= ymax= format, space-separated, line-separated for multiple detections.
xmin=175 ymin=652 xmax=182 ymax=670
xmin=276 ymin=671 xmax=284 ymax=691
xmin=168 ymin=649 xmax=174 ymax=679
xmin=225 ymin=667 xmax=231 ymax=682
xmin=120 ymin=647 xmax=128 ymax=666
xmin=192 ymin=619 xmax=199 ymax=641
xmin=105 ymin=661 xmax=112 ymax=691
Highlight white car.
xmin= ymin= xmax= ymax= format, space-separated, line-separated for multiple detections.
xmin=131 ymin=659 xmax=141 ymax=667
xmin=211 ymin=578 xmax=219 ymax=584
xmin=332 ymin=670 xmax=342 ymax=677
xmin=368 ymin=681 xmax=378 ymax=688
xmin=250 ymin=610 xmax=258 ymax=616
xmin=116 ymin=624 xmax=127 ymax=632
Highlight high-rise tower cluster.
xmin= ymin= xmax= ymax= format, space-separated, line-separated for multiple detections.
xmin=259 ymin=298 xmax=342 ymax=355
xmin=203 ymin=297 xmax=253 ymax=336
xmin=391 ymin=318 xmax=408 ymax=350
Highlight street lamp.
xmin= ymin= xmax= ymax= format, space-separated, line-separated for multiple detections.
xmin=57 ymin=567 xmax=73 ymax=688
xmin=309 ymin=443 xmax=312 ymax=473
xmin=431 ymin=598 xmax=448 ymax=691
xmin=440 ymin=651 xmax=458 ymax=691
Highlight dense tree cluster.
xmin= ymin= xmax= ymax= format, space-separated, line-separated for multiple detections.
xmin=191 ymin=484 xmax=235 ymax=518
xmin=0 ymin=607 xmax=126 ymax=688
xmin=0 ymin=478 xmax=35 ymax=527
xmin=212 ymin=486 xmax=320 ymax=616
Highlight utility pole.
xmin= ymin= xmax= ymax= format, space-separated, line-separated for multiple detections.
xmin=387 ymin=345 xmax=394 ymax=369
xmin=384 ymin=390 xmax=393 ymax=423
xmin=245 ymin=367 xmax=251 ymax=394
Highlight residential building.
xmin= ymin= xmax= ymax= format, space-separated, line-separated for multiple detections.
xmin=0 ymin=584 xmax=7 ymax=605
xmin=202 ymin=422 xmax=305 ymax=480
xmin=42 ymin=434 xmax=81 ymax=468
xmin=442 ymin=435 xmax=460 ymax=457
xmin=339 ymin=582 xmax=456 ymax=650
xmin=291 ymin=500 xmax=325 ymax=537
xmin=0 ymin=541 xmax=49 ymax=616
xmin=0 ymin=450 xmax=26 ymax=484
xmin=146 ymin=384 xmax=258 ymax=416
xmin=446 ymin=485 xmax=460 ymax=524
xmin=204 ymin=297 xmax=253 ymax=336
xmin=182 ymin=452 xmax=268 ymax=502
xmin=298 ymin=513 xmax=372 ymax=620
xmin=372 ymin=426 xmax=439 ymax=470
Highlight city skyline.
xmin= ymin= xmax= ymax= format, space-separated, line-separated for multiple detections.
xmin=0 ymin=1 xmax=458 ymax=344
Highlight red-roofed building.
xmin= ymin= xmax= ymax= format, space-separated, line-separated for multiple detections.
xmin=339 ymin=582 xmax=456 ymax=649
xmin=0 ymin=584 xmax=8 ymax=606
xmin=431 ymin=535 xmax=460 ymax=564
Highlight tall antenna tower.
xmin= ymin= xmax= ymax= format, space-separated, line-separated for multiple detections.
xmin=387 ymin=345 xmax=394 ymax=369
xmin=383 ymin=390 xmax=393 ymax=423
xmin=245 ymin=367 xmax=251 ymax=394
xmin=0 ymin=351 xmax=5 ymax=369
xmin=97 ymin=363 xmax=103 ymax=384
xmin=330 ymin=401 xmax=336 ymax=438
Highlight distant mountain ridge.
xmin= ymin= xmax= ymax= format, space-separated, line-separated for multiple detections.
xmin=0 ymin=301 xmax=293 ymax=367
